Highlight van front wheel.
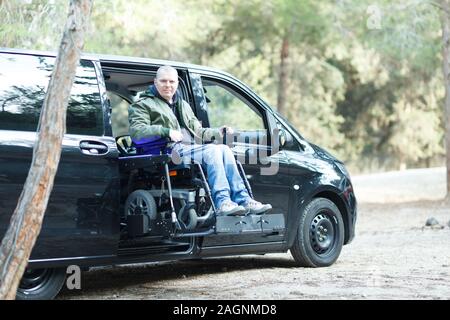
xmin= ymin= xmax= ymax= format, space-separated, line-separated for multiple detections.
xmin=290 ymin=198 xmax=344 ymax=267
xmin=16 ymin=267 xmax=66 ymax=300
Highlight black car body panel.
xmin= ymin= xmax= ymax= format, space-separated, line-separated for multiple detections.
xmin=0 ymin=47 xmax=356 ymax=273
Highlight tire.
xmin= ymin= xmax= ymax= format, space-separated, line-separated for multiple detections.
xmin=290 ymin=197 xmax=344 ymax=267
xmin=178 ymin=204 xmax=198 ymax=230
xmin=16 ymin=268 xmax=66 ymax=300
xmin=125 ymin=189 xmax=157 ymax=220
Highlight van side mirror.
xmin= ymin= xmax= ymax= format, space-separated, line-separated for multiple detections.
xmin=279 ymin=129 xmax=294 ymax=148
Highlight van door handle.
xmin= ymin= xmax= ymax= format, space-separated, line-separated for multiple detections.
xmin=79 ymin=140 xmax=109 ymax=155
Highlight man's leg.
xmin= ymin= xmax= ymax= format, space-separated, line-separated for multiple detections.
xmin=172 ymin=143 xmax=237 ymax=210
xmin=217 ymin=144 xmax=251 ymax=205
xmin=218 ymin=144 xmax=272 ymax=215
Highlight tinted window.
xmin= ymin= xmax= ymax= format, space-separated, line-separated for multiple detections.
xmin=0 ymin=53 xmax=103 ymax=135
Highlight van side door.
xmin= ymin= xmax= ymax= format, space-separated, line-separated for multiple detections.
xmin=0 ymin=52 xmax=120 ymax=264
xmin=189 ymin=71 xmax=291 ymax=246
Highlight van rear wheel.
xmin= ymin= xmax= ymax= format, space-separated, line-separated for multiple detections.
xmin=16 ymin=267 xmax=66 ymax=300
xmin=290 ymin=198 xmax=344 ymax=267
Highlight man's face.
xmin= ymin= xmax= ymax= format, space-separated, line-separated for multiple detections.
xmin=155 ymin=70 xmax=179 ymax=102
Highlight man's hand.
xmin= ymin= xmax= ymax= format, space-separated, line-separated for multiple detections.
xmin=169 ymin=129 xmax=183 ymax=142
xmin=219 ymin=125 xmax=234 ymax=137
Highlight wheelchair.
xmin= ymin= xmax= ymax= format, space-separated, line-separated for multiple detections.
xmin=116 ymin=135 xmax=258 ymax=240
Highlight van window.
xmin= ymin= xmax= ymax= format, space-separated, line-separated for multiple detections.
xmin=0 ymin=53 xmax=103 ymax=135
xmin=109 ymin=91 xmax=129 ymax=137
xmin=201 ymin=79 xmax=264 ymax=131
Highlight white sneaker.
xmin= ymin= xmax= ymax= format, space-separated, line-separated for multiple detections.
xmin=217 ymin=200 xmax=246 ymax=216
xmin=243 ymin=199 xmax=272 ymax=215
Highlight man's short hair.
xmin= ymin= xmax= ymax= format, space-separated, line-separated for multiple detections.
xmin=156 ymin=65 xmax=178 ymax=80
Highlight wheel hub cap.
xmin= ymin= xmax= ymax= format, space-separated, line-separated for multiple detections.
xmin=128 ymin=198 xmax=148 ymax=216
xmin=20 ymin=268 xmax=51 ymax=291
xmin=310 ymin=213 xmax=335 ymax=254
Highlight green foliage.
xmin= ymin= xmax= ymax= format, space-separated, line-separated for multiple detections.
xmin=0 ymin=0 xmax=68 ymax=49
xmin=330 ymin=0 xmax=444 ymax=171
xmin=1 ymin=0 xmax=445 ymax=173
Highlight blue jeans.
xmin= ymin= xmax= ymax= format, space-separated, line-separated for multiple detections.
xmin=172 ymin=143 xmax=251 ymax=209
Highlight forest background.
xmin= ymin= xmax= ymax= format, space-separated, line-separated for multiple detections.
xmin=0 ymin=0 xmax=444 ymax=174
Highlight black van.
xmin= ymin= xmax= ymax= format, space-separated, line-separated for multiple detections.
xmin=0 ymin=48 xmax=357 ymax=300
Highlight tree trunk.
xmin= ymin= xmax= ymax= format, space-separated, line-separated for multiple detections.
xmin=0 ymin=0 xmax=92 ymax=300
xmin=440 ymin=0 xmax=450 ymax=200
xmin=276 ymin=33 xmax=290 ymax=116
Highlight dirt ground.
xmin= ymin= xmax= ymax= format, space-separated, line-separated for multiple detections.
xmin=58 ymin=168 xmax=450 ymax=300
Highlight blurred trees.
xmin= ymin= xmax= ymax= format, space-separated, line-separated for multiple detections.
xmin=0 ymin=0 xmax=68 ymax=48
xmin=437 ymin=0 xmax=450 ymax=196
xmin=333 ymin=0 xmax=443 ymax=171
xmin=0 ymin=0 xmax=446 ymax=174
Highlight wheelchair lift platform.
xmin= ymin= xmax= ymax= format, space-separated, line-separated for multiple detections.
xmin=117 ymin=144 xmax=285 ymax=239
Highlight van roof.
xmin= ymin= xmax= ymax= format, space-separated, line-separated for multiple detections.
xmin=0 ymin=46 xmax=270 ymax=113
xmin=0 ymin=47 xmax=227 ymax=75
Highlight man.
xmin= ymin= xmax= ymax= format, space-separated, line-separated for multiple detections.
xmin=128 ymin=65 xmax=272 ymax=216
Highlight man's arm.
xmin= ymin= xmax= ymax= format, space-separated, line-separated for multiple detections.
xmin=128 ymin=102 xmax=170 ymax=141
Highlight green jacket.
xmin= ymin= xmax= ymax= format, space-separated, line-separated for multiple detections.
xmin=128 ymin=91 xmax=221 ymax=142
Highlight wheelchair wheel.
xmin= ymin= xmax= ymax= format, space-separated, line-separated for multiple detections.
xmin=178 ymin=203 xmax=198 ymax=230
xmin=125 ymin=189 xmax=157 ymax=220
